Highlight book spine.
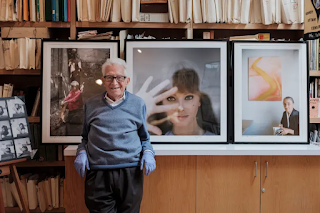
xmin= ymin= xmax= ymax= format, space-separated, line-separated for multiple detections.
xmin=52 ymin=0 xmax=56 ymax=21
xmin=64 ymin=0 xmax=67 ymax=21
xmin=55 ymin=0 xmax=59 ymax=21
xmin=67 ymin=0 xmax=70 ymax=21
xmin=36 ymin=0 xmax=40 ymax=21
xmin=45 ymin=0 xmax=52 ymax=21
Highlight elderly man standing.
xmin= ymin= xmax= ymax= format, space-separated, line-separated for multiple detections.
xmin=74 ymin=58 xmax=156 ymax=213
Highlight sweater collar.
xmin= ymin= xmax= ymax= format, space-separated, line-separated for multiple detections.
xmin=102 ymin=90 xmax=129 ymax=110
xmin=104 ymin=91 xmax=126 ymax=105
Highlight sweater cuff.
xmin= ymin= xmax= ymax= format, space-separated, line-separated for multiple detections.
xmin=76 ymin=147 xmax=86 ymax=156
xmin=144 ymin=149 xmax=155 ymax=156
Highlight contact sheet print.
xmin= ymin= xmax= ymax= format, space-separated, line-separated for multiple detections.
xmin=0 ymin=96 xmax=33 ymax=162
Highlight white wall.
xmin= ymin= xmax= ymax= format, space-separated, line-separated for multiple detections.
xmin=242 ymin=49 xmax=300 ymax=135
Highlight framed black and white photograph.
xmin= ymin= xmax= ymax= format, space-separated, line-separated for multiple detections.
xmin=10 ymin=118 xmax=29 ymax=138
xmin=42 ymin=40 xmax=119 ymax=144
xmin=0 ymin=120 xmax=12 ymax=140
xmin=7 ymin=97 xmax=26 ymax=118
xmin=0 ymin=100 xmax=9 ymax=120
xmin=0 ymin=140 xmax=16 ymax=161
xmin=14 ymin=137 xmax=32 ymax=158
xmin=233 ymin=41 xmax=308 ymax=143
xmin=126 ymin=40 xmax=228 ymax=144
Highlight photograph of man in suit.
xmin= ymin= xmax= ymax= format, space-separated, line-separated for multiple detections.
xmin=279 ymin=96 xmax=299 ymax=135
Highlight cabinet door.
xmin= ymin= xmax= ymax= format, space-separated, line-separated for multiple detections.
xmin=140 ymin=156 xmax=196 ymax=213
xmin=65 ymin=156 xmax=89 ymax=213
xmin=196 ymin=156 xmax=260 ymax=213
xmin=261 ymin=156 xmax=320 ymax=213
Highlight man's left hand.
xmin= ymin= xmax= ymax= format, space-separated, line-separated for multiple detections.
xmin=140 ymin=151 xmax=156 ymax=176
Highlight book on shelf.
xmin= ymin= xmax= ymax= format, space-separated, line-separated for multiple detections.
xmin=309 ymin=39 xmax=319 ymax=72
xmin=0 ymin=38 xmax=42 ymax=71
xmin=0 ymin=83 xmax=14 ymax=98
xmin=121 ymin=0 xmax=132 ymax=22
xmin=140 ymin=3 xmax=169 ymax=22
xmin=0 ymin=0 xmax=70 ymax=22
xmin=76 ymin=0 xmax=191 ymax=23
xmin=310 ymin=98 xmax=320 ymax=118
xmin=203 ymin=31 xmax=214 ymax=39
xmin=1 ymin=173 xmax=65 ymax=210
xmin=141 ymin=0 xmax=168 ymax=3
xmin=191 ymin=0 xmax=303 ymax=24
xmin=77 ymin=30 xmax=113 ymax=40
xmin=229 ymin=33 xmax=270 ymax=41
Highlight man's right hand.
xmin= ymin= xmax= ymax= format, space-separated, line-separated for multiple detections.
xmin=74 ymin=150 xmax=90 ymax=178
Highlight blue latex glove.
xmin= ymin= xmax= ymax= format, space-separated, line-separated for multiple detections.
xmin=140 ymin=151 xmax=156 ymax=176
xmin=74 ymin=151 xmax=90 ymax=178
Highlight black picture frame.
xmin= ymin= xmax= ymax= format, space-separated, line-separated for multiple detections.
xmin=125 ymin=39 xmax=229 ymax=144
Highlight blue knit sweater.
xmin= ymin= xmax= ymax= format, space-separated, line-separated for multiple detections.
xmin=77 ymin=90 xmax=155 ymax=169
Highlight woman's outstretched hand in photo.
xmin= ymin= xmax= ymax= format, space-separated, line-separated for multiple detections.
xmin=136 ymin=76 xmax=179 ymax=135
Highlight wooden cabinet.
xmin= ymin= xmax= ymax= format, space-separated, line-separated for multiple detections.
xmin=65 ymin=156 xmax=89 ymax=213
xmin=140 ymin=156 xmax=196 ymax=213
xmin=64 ymin=156 xmax=320 ymax=213
xmin=261 ymin=156 xmax=320 ymax=213
xmin=196 ymin=156 xmax=260 ymax=213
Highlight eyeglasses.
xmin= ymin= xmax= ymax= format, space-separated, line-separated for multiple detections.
xmin=103 ymin=75 xmax=127 ymax=82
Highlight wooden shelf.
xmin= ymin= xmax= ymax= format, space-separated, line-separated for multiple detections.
xmin=0 ymin=69 xmax=40 ymax=75
xmin=76 ymin=21 xmax=190 ymax=29
xmin=310 ymin=70 xmax=320 ymax=77
xmin=28 ymin=117 xmax=40 ymax=123
xmin=0 ymin=21 xmax=70 ymax=28
xmin=16 ymin=161 xmax=65 ymax=167
xmin=310 ymin=118 xmax=320 ymax=123
xmin=193 ymin=23 xmax=304 ymax=30
xmin=0 ymin=21 xmax=303 ymax=30
xmin=5 ymin=207 xmax=65 ymax=213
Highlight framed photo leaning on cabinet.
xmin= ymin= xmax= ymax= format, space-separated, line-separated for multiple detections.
xmin=0 ymin=96 xmax=33 ymax=162
xmin=232 ymin=41 xmax=309 ymax=144
xmin=125 ymin=40 xmax=228 ymax=144
xmin=41 ymin=40 xmax=119 ymax=144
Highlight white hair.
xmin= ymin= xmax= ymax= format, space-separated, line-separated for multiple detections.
xmin=101 ymin=58 xmax=127 ymax=76
xmin=71 ymin=81 xmax=79 ymax=86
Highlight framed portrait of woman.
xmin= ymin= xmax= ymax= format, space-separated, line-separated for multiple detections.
xmin=232 ymin=41 xmax=309 ymax=144
xmin=42 ymin=40 xmax=119 ymax=144
xmin=125 ymin=40 xmax=228 ymax=144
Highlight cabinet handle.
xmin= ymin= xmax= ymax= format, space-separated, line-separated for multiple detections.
xmin=254 ymin=161 xmax=257 ymax=177
xmin=265 ymin=162 xmax=268 ymax=177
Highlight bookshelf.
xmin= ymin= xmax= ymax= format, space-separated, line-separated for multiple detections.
xmin=15 ymin=161 xmax=65 ymax=167
xmin=0 ymin=22 xmax=70 ymax=28
xmin=310 ymin=118 xmax=320 ymax=124
xmin=193 ymin=23 xmax=304 ymax=30
xmin=310 ymin=70 xmax=320 ymax=77
xmin=28 ymin=117 xmax=40 ymax=123
xmin=76 ymin=21 xmax=191 ymax=29
xmin=0 ymin=69 xmax=41 ymax=75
